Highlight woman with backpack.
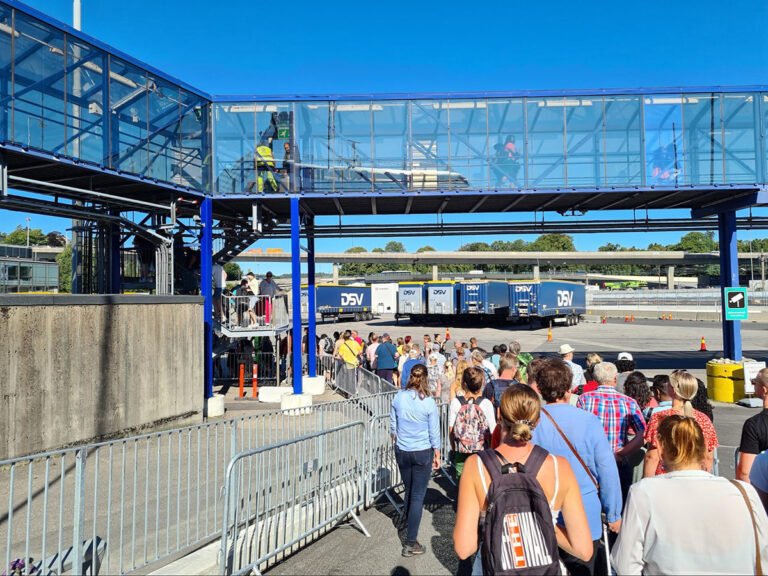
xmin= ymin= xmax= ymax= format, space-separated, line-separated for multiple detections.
xmin=449 ymin=367 xmax=496 ymax=480
xmin=390 ymin=364 xmax=441 ymax=558
xmin=454 ymin=384 xmax=592 ymax=575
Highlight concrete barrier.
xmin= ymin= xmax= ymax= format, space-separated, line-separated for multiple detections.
xmin=0 ymin=295 xmax=203 ymax=459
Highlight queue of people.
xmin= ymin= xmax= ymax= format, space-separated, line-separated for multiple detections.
xmin=381 ymin=332 xmax=768 ymax=574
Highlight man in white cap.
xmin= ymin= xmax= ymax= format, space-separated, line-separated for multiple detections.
xmin=559 ymin=343 xmax=586 ymax=390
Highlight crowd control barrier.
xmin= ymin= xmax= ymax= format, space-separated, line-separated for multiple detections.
xmin=219 ymin=422 xmax=368 ymax=575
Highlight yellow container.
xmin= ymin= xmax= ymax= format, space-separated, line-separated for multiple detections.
xmin=706 ymin=362 xmax=745 ymax=402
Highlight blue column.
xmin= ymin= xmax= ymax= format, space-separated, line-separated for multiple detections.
xmin=307 ymin=217 xmax=317 ymax=377
xmin=718 ymin=210 xmax=742 ymax=360
xmin=200 ymin=197 xmax=214 ymax=400
xmin=290 ymin=197 xmax=303 ymax=394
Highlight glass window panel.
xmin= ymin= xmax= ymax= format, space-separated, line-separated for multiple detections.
xmin=487 ymin=98 xmax=524 ymax=189
xmin=252 ymin=102 xmax=291 ymax=192
xmin=565 ymin=97 xmax=603 ymax=187
xmin=372 ymin=100 xmax=408 ymax=192
xmin=526 ymin=98 xmax=565 ymax=187
xmin=722 ymin=93 xmax=758 ymax=183
xmin=296 ymin=101 xmax=330 ymax=193
xmin=644 ymin=94 xmax=684 ymax=185
xmin=683 ymin=94 xmax=723 ymax=185
xmin=0 ymin=5 xmax=12 ymax=142
xmin=64 ymin=38 xmax=105 ymax=164
xmin=177 ymin=90 xmax=207 ymax=191
xmin=446 ymin=100 xmax=488 ymax=190
xmin=213 ymin=102 xmax=255 ymax=194
xmin=604 ymin=95 xmax=642 ymax=185
xmin=109 ymin=58 xmax=148 ymax=175
xmin=146 ymin=77 xmax=179 ymax=182
xmin=12 ymin=12 xmax=66 ymax=152
xmin=410 ymin=100 xmax=449 ymax=190
xmin=331 ymin=101 xmax=373 ymax=192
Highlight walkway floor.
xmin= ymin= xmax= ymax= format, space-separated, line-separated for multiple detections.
xmin=267 ymin=475 xmax=469 ymax=576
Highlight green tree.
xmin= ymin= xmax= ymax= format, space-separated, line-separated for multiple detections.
xmin=340 ymin=246 xmax=370 ymax=276
xmin=4 ymin=226 xmax=48 ymax=246
xmin=528 ymin=234 xmax=576 ymax=252
xmin=384 ymin=241 xmax=406 ymax=252
xmin=45 ymin=231 xmax=67 ymax=247
xmin=458 ymin=241 xmax=492 ymax=252
xmin=673 ymin=231 xmax=717 ymax=253
xmin=56 ymin=244 xmax=72 ymax=293
xmin=223 ymin=262 xmax=242 ymax=281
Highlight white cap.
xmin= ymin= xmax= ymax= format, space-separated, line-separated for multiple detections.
xmin=617 ymin=352 xmax=633 ymax=361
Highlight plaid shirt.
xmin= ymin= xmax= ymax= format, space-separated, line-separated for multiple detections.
xmin=577 ymin=386 xmax=646 ymax=452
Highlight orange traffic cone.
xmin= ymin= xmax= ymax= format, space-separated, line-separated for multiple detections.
xmin=547 ymin=326 xmax=553 ymax=342
xmin=669 ymin=313 xmax=673 ymax=321
xmin=624 ymin=315 xmax=629 ymax=323
xmin=445 ymin=327 xmax=451 ymax=341
xmin=601 ymin=316 xmax=607 ymax=324
xmin=630 ymin=315 xmax=635 ymax=322
xmin=700 ymin=336 xmax=708 ymax=352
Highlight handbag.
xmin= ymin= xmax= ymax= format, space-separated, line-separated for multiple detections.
xmin=729 ymin=479 xmax=763 ymax=576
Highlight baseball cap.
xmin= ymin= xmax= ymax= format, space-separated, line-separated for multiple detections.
xmin=617 ymin=352 xmax=633 ymax=361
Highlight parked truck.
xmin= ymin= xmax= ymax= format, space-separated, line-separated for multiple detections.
xmin=426 ymin=281 xmax=460 ymax=316
xmin=396 ymin=282 xmax=427 ymax=322
xmin=509 ymin=280 xmax=586 ymax=326
xmin=459 ymin=280 xmax=510 ymax=317
xmin=315 ymin=284 xmax=373 ymax=322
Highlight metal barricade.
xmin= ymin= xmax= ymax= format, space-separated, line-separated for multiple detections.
xmin=366 ymin=414 xmax=402 ymax=510
xmin=219 ymin=422 xmax=369 ymax=576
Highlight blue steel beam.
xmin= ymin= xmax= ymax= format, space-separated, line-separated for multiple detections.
xmin=200 ymin=197 xmax=213 ymax=400
xmin=718 ymin=210 xmax=742 ymax=360
xmin=691 ymin=189 xmax=768 ymax=218
xmin=306 ymin=215 xmax=316 ymax=378
xmin=290 ymin=196 xmax=303 ymax=394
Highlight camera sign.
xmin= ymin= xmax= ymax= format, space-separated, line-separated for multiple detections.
xmin=724 ymin=287 xmax=748 ymax=321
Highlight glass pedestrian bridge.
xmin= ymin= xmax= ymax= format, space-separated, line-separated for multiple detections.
xmin=1 ymin=0 xmax=768 ymax=216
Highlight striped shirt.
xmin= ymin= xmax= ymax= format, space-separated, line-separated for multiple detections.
xmin=577 ymin=386 xmax=646 ymax=452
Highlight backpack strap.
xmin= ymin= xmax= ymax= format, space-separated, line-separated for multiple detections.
xmin=729 ymin=479 xmax=763 ymax=576
xmin=478 ymin=449 xmax=504 ymax=487
xmin=458 ymin=395 xmax=469 ymax=406
xmin=523 ymin=444 xmax=550 ymax=477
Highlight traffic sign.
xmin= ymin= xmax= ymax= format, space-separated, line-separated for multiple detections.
xmin=724 ymin=287 xmax=748 ymax=321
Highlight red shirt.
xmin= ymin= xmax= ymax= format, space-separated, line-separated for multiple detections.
xmin=644 ymin=408 xmax=718 ymax=475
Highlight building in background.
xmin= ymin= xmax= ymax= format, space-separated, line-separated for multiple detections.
xmin=0 ymin=245 xmax=59 ymax=293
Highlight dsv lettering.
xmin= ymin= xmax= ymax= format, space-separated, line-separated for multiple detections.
xmin=341 ymin=293 xmax=364 ymax=306
xmin=557 ymin=290 xmax=573 ymax=306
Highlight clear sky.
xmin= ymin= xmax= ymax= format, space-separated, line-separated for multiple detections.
xmin=6 ymin=0 xmax=768 ymax=273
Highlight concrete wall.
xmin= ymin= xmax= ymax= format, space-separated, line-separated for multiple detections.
xmin=0 ymin=295 xmax=204 ymax=460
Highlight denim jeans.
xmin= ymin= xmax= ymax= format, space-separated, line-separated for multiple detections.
xmin=395 ymin=447 xmax=433 ymax=543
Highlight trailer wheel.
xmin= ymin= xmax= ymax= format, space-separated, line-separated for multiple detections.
xmin=366 ymin=312 xmax=373 ymax=321
xmin=566 ymin=315 xmax=573 ymax=327
xmin=354 ymin=312 xmax=362 ymax=321
xmin=575 ymin=315 xmax=580 ymax=325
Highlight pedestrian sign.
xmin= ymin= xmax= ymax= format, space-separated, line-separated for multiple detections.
xmin=724 ymin=287 xmax=748 ymax=321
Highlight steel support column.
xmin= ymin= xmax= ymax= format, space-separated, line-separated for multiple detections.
xmin=290 ymin=197 xmax=303 ymax=394
xmin=200 ymin=197 xmax=214 ymax=400
xmin=109 ymin=210 xmax=121 ymax=293
xmin=307 ymin=217 xmax=317 ymax=377
xmin=718 ymin=210 xmax=742 ymax=360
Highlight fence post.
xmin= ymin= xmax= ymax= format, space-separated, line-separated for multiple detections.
xmin=72 ymin=448 xmax=87 ymax=575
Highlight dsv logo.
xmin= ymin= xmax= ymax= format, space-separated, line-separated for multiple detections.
xmin=557 ymin=290 xmax=574 ymax=306
xmin=401 ymin=289 xmax=416 ymax=296
xmin=432 ymin=289 xmax=448 ymax=295
xmin=341 ymin=293 xmax=364 ymax=306
xmin=515 ymin=285 xmax=533 ymax=292
xmin=465 ymin=285 xmax=480 ymax=292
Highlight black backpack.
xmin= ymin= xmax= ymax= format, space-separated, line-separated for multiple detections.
xmin=478 ymin=445 xmax=561 ymax=575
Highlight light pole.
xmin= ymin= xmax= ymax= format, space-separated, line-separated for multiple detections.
xmin=25 ymin=217 xmax=30 ymax=247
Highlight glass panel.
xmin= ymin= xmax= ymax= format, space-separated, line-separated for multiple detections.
xmin=565 ymin=97 xmax=603 ymax=187
xmin=410 ymin=100 xmax=449 ymax=190
xmin=12 ymin=12 xmax=66 ymax=152
xmin=146 ymin=76 xmax=179 ymax=182
xmin=109 ymin=58 xmax=148 ymax=174
xmin=177 ymin=90 xmax=207 ymax=190
xmin=644 ymin=94 xmax=684 ymax=185
xmin=254 ymin=102 xmax=291 ymax=192
xmin=526 ymin=98 xmax=565 ymax=187
xmin=331 ymin=101 xmax=373 ymax=192
xmin=296 ymin=101 xmax=330 ymax=193
xmin=371 ymin=100 xmax=408 ymax=191
xmin=487 ymin=98 xmax=524 ymax=189
xmin=683 ymin=94 xmax=723 ymax=185
xmin=604 ymin=95 xmax=643 ymax=185
xmin=722 ymin=93 xmax=758 ymax=183
xmin=0 ymin=5 xmax=12 ymax=142
xmin=64 ymin=38 xmax=105 ymax=164
xmin=213 ymin=102 xmax=255 ymax=194
xmin=446 ymin=99 xmax=487 ymax=190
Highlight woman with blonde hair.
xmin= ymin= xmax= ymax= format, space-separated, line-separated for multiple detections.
xmin=390 ymin=364 xmax=441 ymax=557
xmin=643 ymin=369 xmax=718 ymax=477
xmin=451 ymin=358 xmax=470 ymax=401
xmin=613 ymin=415 xmax=768 ymax=574
xmin=454 ymin=384 xmax=592 ymax=573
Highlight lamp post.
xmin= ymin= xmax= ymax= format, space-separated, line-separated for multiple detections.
xmin=25 ymin=217 xmax=30 ymax=247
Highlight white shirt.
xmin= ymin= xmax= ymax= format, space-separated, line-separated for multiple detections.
xmin=258 ymin=278 xmax=279 ymax=297
xmin=564 ymin=358 xmax=586 ymax=389
xmin=448 ymin=396 xmax=496 ymax=434
xmin=212 ymin=264 xmax=227 ymax=289
xmin=481 ymin=359 xmax=499 ymax=380
xmin=611 ymin=470 xmax=768 ymax=575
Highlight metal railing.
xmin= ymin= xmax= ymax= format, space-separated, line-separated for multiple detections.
xmin=0 ymin=390 xmax=396 ymax=575
xmin=219 ymin=295 xmax=289 ymax=333
xmin=215 ymin=350 xmax=283 ymax=389
xmin=588 ymin=289 xmax=768 ymax=310
xmin=219 ymin=422 xmax=369 ymax=575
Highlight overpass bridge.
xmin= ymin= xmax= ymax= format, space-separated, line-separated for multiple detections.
xmin=0 ymin=0 xmax=766 ymax=392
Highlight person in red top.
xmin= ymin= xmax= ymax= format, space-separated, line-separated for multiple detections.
xmin=643 ymin=370 xmax=718 ymax=477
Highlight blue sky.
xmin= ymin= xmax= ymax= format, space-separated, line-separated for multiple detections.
xmin=6 ymin=0 xmax=768 ymax=272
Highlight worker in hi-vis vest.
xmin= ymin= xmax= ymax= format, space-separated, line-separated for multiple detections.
xmin=255 ymin=141 xmax=278 ymax=193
